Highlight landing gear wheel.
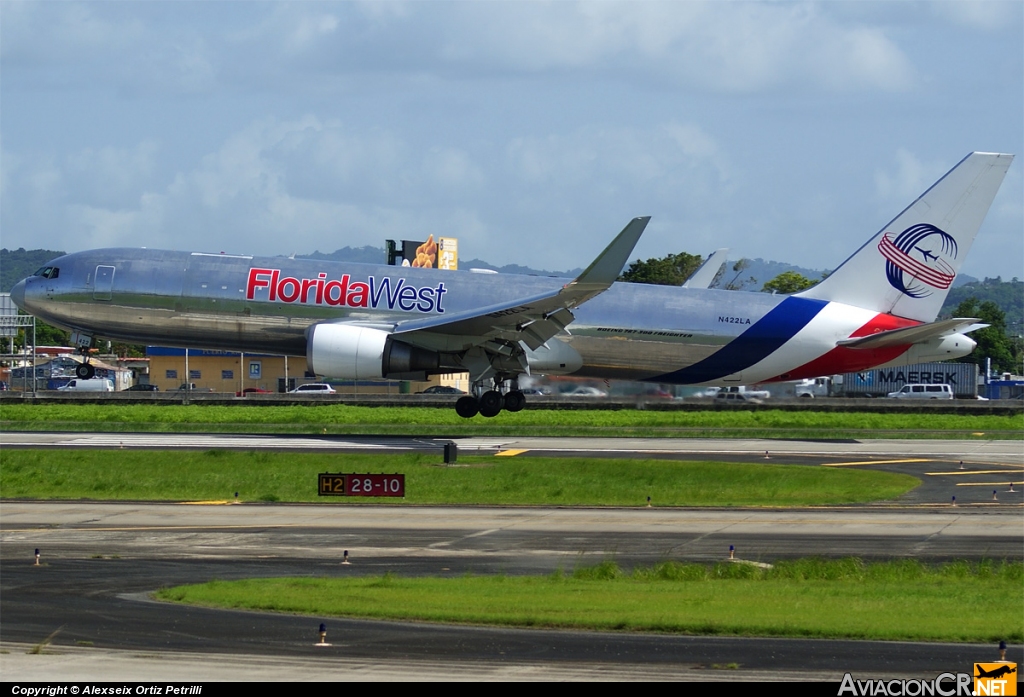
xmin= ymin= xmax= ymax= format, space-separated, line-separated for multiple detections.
xmin=503 ymin=390 xmax=526 ymax=413
xmin=479 ymin=390 xmax=503 ymax=418
xmin=76 ymin=363 xmax=95 ymax=380
xmin=455 ymin=396 xmax=479 ymax=419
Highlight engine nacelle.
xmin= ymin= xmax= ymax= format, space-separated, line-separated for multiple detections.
xmin=307 ymin=324 xmax=440 ymax=379
xmin=898 ymin=332 xmax=977 ymax=364
xmin=524 ymin=338 xmax=583 ymax=375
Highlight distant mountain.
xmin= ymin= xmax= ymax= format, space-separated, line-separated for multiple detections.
xmin=296 ymin=246 xmax=385 ymax=265
xmin=295 ymin=245 xmax=583 ymax=277
xmin=1 ymin=248 xmax=66 ymax=293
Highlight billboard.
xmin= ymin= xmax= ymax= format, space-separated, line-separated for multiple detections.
xmin=387 ymin=236 xmax=457 ymax=270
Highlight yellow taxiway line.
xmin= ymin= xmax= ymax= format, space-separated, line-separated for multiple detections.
xmin=926 ymin=470 xmax=1024 ymax=476
xmin=955 ymin=481 xmax=1023 ymax=487
xmin=495 ymin=449 xmax=529 ymax=457
xmin=822 ymin=459 xmax=930 ymax=467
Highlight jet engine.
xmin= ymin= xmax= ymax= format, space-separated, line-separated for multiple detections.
xmin=307 ymin=324 xmax=440 ymax=379
xmin=896 ymin=332 xmax=976 ymax=364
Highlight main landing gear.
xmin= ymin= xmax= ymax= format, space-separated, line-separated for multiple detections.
xmin=455 ymin=380 xmax=527 ymax=419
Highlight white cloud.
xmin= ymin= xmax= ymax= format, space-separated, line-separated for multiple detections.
xmin=931 ymin=1 xmax=1018 ymax=31
xmin=1 ymin=2 xmax=918 ymax=95
xmin=873 ymin=148 xmax=948 ymax=203
xmin=65 ymin=141 xmax=160 ymax=207
xmin=405 ymin=2 xmax=916 ymax=93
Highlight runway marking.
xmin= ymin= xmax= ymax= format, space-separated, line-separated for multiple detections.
xmin=495 ymin=449 xmax=528 ymax=457
xmin=8 ymin=524 xmax=298 ymax=532
xmin=822 ymin=459 xmax=930 ymax=467
xmin=178 ymin=501 xmax=239 ymax=505
xmin=955 ymin=481 xmax=1024 ymax=487
xmin=926 ymin=470 xmax=1024 ymax=476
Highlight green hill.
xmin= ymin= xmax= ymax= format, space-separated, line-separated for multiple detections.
xmin=1 ymin=248 xmax=65 ymax=293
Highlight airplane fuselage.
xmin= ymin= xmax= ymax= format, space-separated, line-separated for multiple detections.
xmin=11 ymin=247 xmax=956 ymax=385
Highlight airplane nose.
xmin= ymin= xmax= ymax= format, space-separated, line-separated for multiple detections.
xmin=10 ymin=279 xmax=27 ymax=310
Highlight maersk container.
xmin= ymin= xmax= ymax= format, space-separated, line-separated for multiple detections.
xmin=840 ymin=362 xmax=978 ymax=398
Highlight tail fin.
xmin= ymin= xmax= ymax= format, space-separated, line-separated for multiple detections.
xmin=799 ymin=152 xmax=1013 ymax=322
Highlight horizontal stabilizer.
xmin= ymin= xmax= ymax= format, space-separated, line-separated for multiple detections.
xmin=837 ymin=317 xmax=986 ymax=349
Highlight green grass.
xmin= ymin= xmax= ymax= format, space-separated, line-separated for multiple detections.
xmin=155 ymin=558 xmax=1024 ymax=643
xmin=1 ymin=403 xmax=1020 ymax=438
xmin=0 ymin=450 xmax=919 ymax=506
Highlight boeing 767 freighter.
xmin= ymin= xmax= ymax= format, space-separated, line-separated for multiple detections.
xmin=11 ymin=152 xmax=1013 ymax=417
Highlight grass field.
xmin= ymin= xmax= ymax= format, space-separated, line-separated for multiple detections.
xmin=0 ymin=449 xmax=919 ymax=506
xmin=156 ymin=558 xmax=1024 ymax=643
xmin=1 ymin=403 xmax=1020 ymax=438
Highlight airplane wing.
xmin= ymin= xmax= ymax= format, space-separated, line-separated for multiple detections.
xmin=681 ymin=248 xmax=729 ymax=289
xmin=836 ymin=317 xmax=987 ymax=349
xmin=391 ymin=216 xmax=650 ymax=351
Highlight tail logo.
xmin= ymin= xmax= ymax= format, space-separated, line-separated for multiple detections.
xmin=878 ymin=223 xmax=958 ymax=298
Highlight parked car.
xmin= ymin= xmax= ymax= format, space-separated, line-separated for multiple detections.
xmin=123 ymin=383 xmax=159 ymax=392
xmin=417 ymin=385 xmax=466 ymax=394
xmin=887 ymin=384 xmax=954 ymax=400
xmin=59 ymin=378 xmax=114 ymax=392
xmin=290 ymin=383 xmax=337 ymax=394
xmin=236 ymin=387 xmax=272 ymax=396
xmin=562 ymin=386 xmax=608 ymax=397
xmin=715 ymin=389 xmax=763 ymax=404
xmin=717 ymin=385 xmax=770 ymax=400
xmin=520 ymin=386 xmax=551 ymax=396
xmin=176 ymin=383 xmax=215 ymax=392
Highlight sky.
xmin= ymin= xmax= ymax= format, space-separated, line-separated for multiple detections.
xmin=2 ymin=1 xmax=1022 ymax=280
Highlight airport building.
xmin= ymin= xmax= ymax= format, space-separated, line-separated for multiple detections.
xmin=145 ymin=346 xmax=465 ymax=394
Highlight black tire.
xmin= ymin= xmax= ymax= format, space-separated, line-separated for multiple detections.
xmin=455 ymin=396 xmax=479 ymax=419
xmin=503 ymin=390 xmax=526 ymax=412
xmin=479 ymin=390 xmax=503 ymax=417
xmin=76 ymin=363 xmax=95 ymax=380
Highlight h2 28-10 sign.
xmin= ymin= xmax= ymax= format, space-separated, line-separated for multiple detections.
xmin=319 ymin=473 xmax=405 ymax=497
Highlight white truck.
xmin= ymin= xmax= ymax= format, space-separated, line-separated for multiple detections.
xmin=58 ymin=378 xmax=114 ymax=392
xmin=794 ymin=377 xmax=833 ymax=398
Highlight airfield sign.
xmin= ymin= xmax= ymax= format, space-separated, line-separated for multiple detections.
xmin=319 ymin=473 xmax=405 ymax=497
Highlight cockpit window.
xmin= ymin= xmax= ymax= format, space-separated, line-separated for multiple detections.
xmin=33 ymin=266 xmax=59 ymax=279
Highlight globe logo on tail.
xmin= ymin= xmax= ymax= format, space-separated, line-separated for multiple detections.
xmin=878 ymin=223 xmax=957 ymax=298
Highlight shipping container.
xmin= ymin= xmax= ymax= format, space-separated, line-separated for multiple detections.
xmin=839 ymin=362 xmax=978 ymax=398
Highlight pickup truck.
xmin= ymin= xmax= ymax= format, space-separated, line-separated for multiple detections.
xmin=715 ymin=385 xmax=770 ymax=401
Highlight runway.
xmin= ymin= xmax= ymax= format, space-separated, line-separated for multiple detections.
xmin=2 ymin=433 xmax=1022 ymax=680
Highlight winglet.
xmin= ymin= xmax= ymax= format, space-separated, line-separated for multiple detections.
xmin=682 ymin=248 xmax=729 ymax=289
xmin=565 ymin=216 xmax=650 ymax=296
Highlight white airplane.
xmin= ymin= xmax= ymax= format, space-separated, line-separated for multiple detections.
xmin=12 ymin=152 xmax=1013 ymax=417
